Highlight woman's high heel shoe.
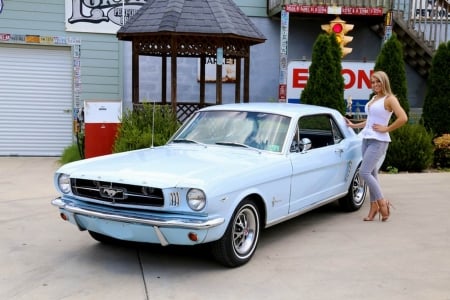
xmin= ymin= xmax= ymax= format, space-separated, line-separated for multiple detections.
xmin=378 ymin=199 xmax=392 ymax=222
xmin=363 ymin=202 xmax=379 ymax=221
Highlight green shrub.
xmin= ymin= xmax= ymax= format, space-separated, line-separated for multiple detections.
xmin=59 ymin=143 xmax=83 ymax=165
xmin=422 ymin=42 xmax=450 ymax=136
xmin=382 ymin=124 xmax=434 ymax=172
xmin=433 ymin=133 xmax=450 ymax=168
xmin=113 ymin=103 xmax=181 ymax=153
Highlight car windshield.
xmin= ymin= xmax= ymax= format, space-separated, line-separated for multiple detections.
xmin=170 ymin=110 xmax=291 ymax=153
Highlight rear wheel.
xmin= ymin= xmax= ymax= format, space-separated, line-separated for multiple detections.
xmin=211 ymin=199 xmax=260 ymax=267
xmin=339 ymin=167 xmax=367 ymax=212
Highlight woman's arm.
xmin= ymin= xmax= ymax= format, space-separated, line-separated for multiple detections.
xmin=374 ymin=95 xmax=408 ymax=133
xmin=345 ymin=118 xmax=366 ymax=129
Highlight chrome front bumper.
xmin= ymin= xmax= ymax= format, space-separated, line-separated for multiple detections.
xmin=51 ymin=197 xmax=225 ymax=230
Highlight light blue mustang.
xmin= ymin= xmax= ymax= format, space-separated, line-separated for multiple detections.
xmin=52 ymin=103 xmax=366 ymax=267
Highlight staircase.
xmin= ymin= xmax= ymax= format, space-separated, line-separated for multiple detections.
xmin=391 ymin=0 xmax=449 ymax=77
xmin=267 ymin=0 xmax=448 ymax=77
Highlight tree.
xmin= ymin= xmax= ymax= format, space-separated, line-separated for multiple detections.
xmin=422 ymin=41 xmax=450 ymax=136
xmin=373 ymin=34 xmax=409 ymax=116
xmin=301 ymin=33 xmax=346 ymax=114
xmin=329 ymin=32 xmax=346 ymax=114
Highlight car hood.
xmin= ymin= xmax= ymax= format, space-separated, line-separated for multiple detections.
xmin=57 ymin=145 xmax=287 ymax=189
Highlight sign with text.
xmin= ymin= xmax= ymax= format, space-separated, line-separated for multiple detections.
xmin=287 ymin=60 xmax=375 ymax=113
xmin=197 ymin=57 xmax=237 ymax=83
xmin=285 ymin=4 xmax=384 ymax=16
xmin=65 ymin=0 xmax=146 ymax=34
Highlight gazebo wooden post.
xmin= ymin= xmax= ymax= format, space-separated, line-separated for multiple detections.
xmin=132 ymin=45 xmax=139 ymax=104
xmin=216 ymin=63 xmax=222 ymax=104
xmin=171 ymin=37 xmax=177 ymax=114
xmin=161 ymin=55 xmax=167 ymax=105
xmin=200 ymin=56 xmax=206 ymax=106
xmin=244 ymin=54 xmax=250 ymax=103
xmin=235 ymin=58 xmax=241 ymax=103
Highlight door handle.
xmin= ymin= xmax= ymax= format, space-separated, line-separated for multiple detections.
xmin=335 ymin=148 xmax=344 ymax=156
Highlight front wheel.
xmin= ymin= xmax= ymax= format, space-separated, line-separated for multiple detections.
xmin=211 ymin=199 xmax=260 ymax=268
xmin=338 ymin=167 xmax=367 ymax=212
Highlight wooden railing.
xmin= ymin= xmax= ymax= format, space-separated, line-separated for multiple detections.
xmin=393 ymin=0 xmax=449 ymax=50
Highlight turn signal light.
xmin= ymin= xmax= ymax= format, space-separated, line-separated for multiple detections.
xmin=188 ymin=232 xmax=198 ymax=242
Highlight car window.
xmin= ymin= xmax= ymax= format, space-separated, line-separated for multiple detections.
xmin=294 ymin=114 xmax=343 ymax=150
xmin=331 ymin=117 xmax=344 ymax=144
xmin=171 ymin=110 xmax=291 ymax=152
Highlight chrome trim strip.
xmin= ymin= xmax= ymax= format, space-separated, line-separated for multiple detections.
xmin=265 ymin=192 xmax=347 ymax=228
xmin=52 ymin=198 xmax=224 ymax=230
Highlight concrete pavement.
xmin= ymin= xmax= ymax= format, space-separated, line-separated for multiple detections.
xmin=1 ymin=157 xmax=449 ymax=300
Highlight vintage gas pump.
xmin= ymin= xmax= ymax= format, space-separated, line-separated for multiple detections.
xmin=83 ymin=100 xmax=122 ymax=158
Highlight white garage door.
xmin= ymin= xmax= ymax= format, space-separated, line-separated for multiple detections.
xmin=0 ymin=44 xmax=73 ymax=156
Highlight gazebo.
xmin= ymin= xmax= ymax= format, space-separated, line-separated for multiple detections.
xmin=117 ymin=0 xmax=266 ymax=120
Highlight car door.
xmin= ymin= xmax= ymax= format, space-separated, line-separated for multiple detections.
xmin=288 ymin=114 xmax=350 ymax=213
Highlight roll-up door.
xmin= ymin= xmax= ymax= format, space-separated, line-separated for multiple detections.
xmin=0 ymin=44 xmax=73 ymax=156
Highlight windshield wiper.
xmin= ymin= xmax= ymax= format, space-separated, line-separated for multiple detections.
xmin=215 ymin=141 xmax=251 ymax=149
xmin=171 ymin=139 xmax=205 ymax=146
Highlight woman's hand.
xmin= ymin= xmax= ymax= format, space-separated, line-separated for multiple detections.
xmin=372 ymin=123 xmax=388 ymax=133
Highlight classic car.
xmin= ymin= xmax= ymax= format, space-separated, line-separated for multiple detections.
xmin=52 ymin=102 xmax=366 ymax=267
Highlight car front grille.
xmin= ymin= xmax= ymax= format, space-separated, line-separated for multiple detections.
xmin=71 ymin=178 xmax=164 ymax=207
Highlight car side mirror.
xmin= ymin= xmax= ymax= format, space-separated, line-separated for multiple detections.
xmin=300 ymin=138 xmax=312 ymax=153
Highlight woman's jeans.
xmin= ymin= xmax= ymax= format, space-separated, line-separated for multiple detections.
xmin=360 ymin=139 xmax=389 ymax=202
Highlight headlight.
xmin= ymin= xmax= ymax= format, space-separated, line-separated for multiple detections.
xmin=57 ymin=173 xmax=71 ymax=194
xmin=187 ymin=188 xmax=206 ymax=211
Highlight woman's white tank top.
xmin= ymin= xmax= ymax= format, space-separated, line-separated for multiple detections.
xmin=359 ymin=96 xmax=393 ymax=142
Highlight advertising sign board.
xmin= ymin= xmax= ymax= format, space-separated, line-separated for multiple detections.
xmin=65 ymin=0 xmax=146 ymax=34
xmin=287 ymin=60 xmax=375 ymax=114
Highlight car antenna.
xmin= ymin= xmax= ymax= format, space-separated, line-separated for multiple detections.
xmin=151 ymin=100 xmax=155 ymax=148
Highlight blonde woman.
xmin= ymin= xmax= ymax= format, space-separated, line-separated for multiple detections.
xmin=346 ymin=71 xmax=408 ymax=221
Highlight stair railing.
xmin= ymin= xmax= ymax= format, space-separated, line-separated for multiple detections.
xmin=393 ymin=0 xmax=449 ymax=50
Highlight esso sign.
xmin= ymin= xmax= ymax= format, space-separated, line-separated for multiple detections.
xmin=287 ymin=60 xmax=374 ymax=112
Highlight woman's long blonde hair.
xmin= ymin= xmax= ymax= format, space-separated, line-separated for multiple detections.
xmin=371 ymin=70 xmax=393 ymax=96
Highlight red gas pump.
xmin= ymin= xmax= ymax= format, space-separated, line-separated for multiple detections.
xmin=84 ymin=100 xmax=122 ymax=158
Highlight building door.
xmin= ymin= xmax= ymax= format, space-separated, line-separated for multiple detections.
xmin=0 ymin=44 xmax=73 ymax=156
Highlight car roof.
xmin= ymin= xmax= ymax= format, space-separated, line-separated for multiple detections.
xmin=199 ymin=102 xmax=340 ymax=119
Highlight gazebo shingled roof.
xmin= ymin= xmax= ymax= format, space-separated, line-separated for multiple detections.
xmin=117 ymin=0 xmax=266 ymax=115
xmin=117 ymin=0 xmax=266 ymax=42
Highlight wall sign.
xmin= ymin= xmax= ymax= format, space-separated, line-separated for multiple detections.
xmin=198 ymin=57 xmax=237 ymax=83
xmin=65 ymin=0 xmax=146 ymax=34
xmin=285 ymin=4 xmax=384 ymax=16
xmin=287 ymin=60 xmax=375 ymax=113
